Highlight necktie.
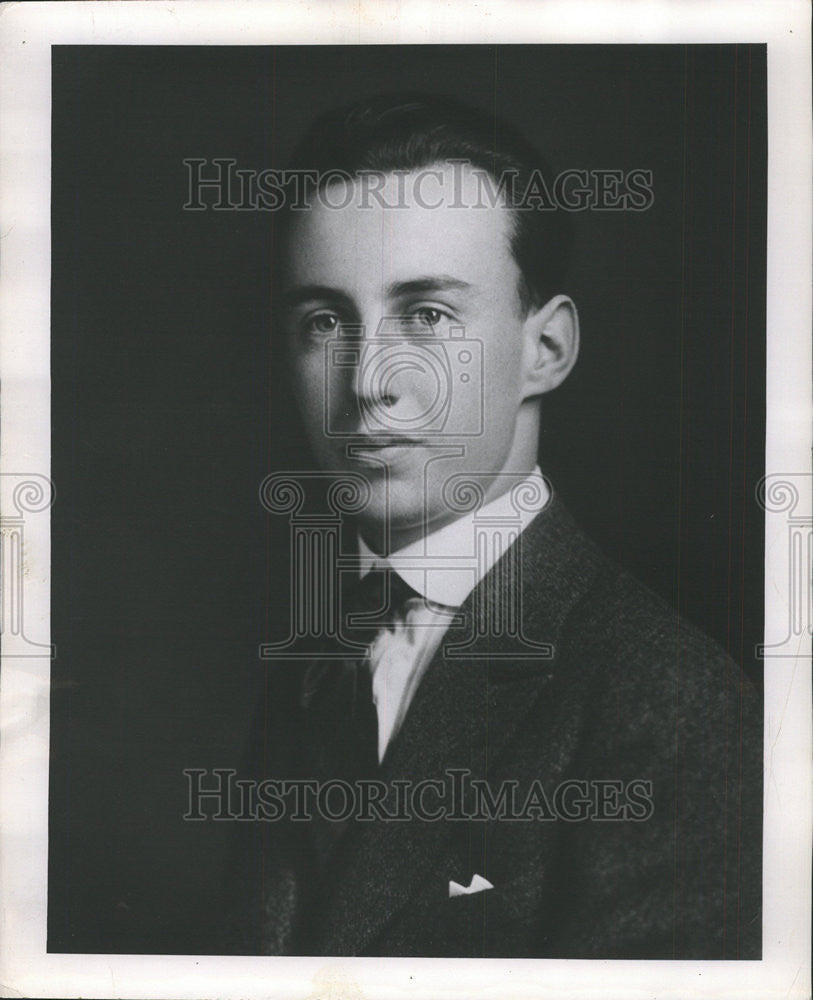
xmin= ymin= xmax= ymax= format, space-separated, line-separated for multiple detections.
xmin=339 ymin=566 xmax=418 ymax=778
xmin=295 ymin=567 xmax=418 ymax=883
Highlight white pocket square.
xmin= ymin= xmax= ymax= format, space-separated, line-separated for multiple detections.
xmin=448 ymin=873 xmax=494 ymax=898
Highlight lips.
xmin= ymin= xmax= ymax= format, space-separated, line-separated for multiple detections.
xmin=353 ymin=435 xmax=425 ymax=449
xmin=347 ymin=436 xmax=427 ymax=466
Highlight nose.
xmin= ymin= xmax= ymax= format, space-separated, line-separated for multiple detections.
xmin=350 ymin=316 xmax=401 ymax=419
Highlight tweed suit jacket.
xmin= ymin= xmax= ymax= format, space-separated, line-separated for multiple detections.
xmin=232 ymin=495 xmax=762 ymax=959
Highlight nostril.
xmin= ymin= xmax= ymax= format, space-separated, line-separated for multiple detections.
xmin=361 ymin=394 xmax=396 ymax=414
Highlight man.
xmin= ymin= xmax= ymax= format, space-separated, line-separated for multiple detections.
xmin=232 ymin=95 xmax=762 ymax=958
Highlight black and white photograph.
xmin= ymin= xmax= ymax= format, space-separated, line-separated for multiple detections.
xmin=0 ymin=3 xmax=809 ymax=999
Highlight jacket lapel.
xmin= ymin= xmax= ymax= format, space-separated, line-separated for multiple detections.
xmin=310 ymin=496 xmax=608 ymax=954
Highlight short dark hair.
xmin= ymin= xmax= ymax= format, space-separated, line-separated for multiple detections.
xmin=280 ymin=93 xmax=571 ymax=310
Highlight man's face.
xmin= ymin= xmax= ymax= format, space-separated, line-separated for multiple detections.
xmin=282 ymin=164 xmax=535 ymax=549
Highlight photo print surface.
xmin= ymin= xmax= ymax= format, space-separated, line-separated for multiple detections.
xmin=48 ymin=43 xmax=766 ymax=959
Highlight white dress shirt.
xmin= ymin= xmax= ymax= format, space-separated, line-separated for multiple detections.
xmin=358 ymin=467 xmax=550 ymax=762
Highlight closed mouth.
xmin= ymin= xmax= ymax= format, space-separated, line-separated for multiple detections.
xmin=353 ymin=436 xmax=425 ymax=448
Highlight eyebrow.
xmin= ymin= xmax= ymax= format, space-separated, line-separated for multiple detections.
xmin=281 ymin=285 xmax=355 ymax=310
xmin=388 ymin=276 xmax=473 ymax=297
xmin=282 ymin=275 xmax=474 ymax=309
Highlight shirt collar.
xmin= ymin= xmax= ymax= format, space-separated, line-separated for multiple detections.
xmin=358 ymin=466 xmax=549 ymax=608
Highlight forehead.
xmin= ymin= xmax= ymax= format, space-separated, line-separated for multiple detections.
xmin=283 ymin=164 xmax=519 ymax=294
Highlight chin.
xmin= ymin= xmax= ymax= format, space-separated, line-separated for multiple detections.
xmin=359 ymin=488 xmax=423 ymax=530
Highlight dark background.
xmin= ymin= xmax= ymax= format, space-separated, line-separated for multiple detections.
xmin=49 ymin=44 xmax=766 ymax=953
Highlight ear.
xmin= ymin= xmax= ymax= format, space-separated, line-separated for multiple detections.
xmin=519 ymin=294 xmax=579 ymax=399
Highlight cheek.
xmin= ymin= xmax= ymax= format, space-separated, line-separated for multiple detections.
xmin=481 ymin=319 xmax=524 ymax=406
xmin=289 ymin=353 xmax=326 ymax=425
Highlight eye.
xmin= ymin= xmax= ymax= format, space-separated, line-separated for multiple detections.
xmin=400 ymin=306 xmax=449 ymax=334
xmin=413 ymin=307 xmax=445 ymax=328
xmin=303 ymin=312 xmax=341 ymax=336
